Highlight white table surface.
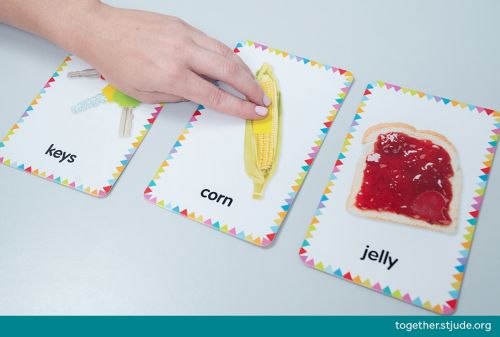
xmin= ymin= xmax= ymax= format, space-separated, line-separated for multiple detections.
xmin=0 ymin=0 xmax=499 ymax=314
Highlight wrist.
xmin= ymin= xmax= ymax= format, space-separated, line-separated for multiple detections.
xmin=0 ymin=0 xmax=106 ymax=55
xmin=54 ymin=1 xmax=109 ymax=56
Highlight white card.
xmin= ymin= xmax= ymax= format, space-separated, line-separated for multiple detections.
xmin=144 ymin=41 xmax=353 ymax=246
xmin=0 ymin=56 xmax=162 ymax=197
xmin=300 ymin=81 xmax=499 ymax=313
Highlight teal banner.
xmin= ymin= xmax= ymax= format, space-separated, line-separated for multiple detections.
xmin=0 ymin=316 xmax=496 ymax=336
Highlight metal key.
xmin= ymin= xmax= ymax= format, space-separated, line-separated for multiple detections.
xmin=72 ymin=90 xmax=136 ymax=138
xmin=119 ymin=106 xmax=134 ymax=138
xmin=69 ymin=69 xmax=140 ymax=138
xmin=67 ymin=68 xmax=101 ymax=78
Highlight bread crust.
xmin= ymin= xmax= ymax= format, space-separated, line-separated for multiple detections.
xmin=347 ymin=123 xmax=461 ymax=233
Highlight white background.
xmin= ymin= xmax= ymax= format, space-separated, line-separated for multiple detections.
xmin=305 ymin=84 xmax=494 ymax=308
xmin=0 ymin=0 xmax=499 ymax=315
xmin=150 ymin=44 xmax=348 ymax=241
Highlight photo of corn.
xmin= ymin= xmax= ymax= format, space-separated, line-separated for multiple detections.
xmin=244 ymin=63 xmax=281 ymax=199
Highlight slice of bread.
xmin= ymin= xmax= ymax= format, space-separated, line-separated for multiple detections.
xmin=346 ymin=123 xmax=461 ymax=233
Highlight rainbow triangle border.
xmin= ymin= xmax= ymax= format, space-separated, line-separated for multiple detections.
xmin=144 ymin=40 xmax=354 ymax=247
xmin=299 ymin=80 xmax=500 ymax=314
xmin=0 ymin=55 xmax=163 ymax=197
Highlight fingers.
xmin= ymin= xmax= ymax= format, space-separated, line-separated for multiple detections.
xmin=189 ymin=47 xmax=270 ymax=108
xmin=189 ymin=33 xmax=270 ymax=108
xmin=131 ymin=90 xmax=186 ymax=104
xmin=180 ymin=71 xmax=268 ymax=120
xmin=192 ymin=34 xmax=254 ymax=77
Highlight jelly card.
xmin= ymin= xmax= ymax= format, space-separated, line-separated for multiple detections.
xmin=0 ymin=56 xmax=162 ymax=197
xmin=144 ymin=41 xmax=353 ymax=247
xmin=300 ymin=81 xmax=499 ymax=314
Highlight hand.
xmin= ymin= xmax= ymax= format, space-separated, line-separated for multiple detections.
xmin=0 ymin=0 xmax=270 ymax=119
xmin=67 ymin=3 xmax=270 ymax=119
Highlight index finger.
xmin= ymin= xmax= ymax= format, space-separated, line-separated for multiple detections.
xmin=179 ymin=72 xmax=268 ymax=120
xmin=190 ymin=48 xmax=269 ymax=108
xmin=192 ymin=34 xmax=254 ymax=78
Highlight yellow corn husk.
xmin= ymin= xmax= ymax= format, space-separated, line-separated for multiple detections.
xmin=244 ymin=63 xmax=281 ymax=199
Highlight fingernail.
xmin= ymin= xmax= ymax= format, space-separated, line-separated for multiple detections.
xmin=263 ymin=94 xmax=272 ymax=107
xmin=255 ymin=106 xmax=268 ymax=116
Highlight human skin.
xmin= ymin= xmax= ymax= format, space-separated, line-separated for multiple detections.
xmin=0 ymin=0 xmax=270 ymax=119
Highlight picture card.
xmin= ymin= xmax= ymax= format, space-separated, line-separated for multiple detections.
xmin=300 ymin=81 xmax=499 ymax=314
xmin=144 ymin=41 xmax=353 ymax=246
xmin=0 ymin=56 xmax=162 ymax=197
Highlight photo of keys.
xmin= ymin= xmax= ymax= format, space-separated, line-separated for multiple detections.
xmin=67 ymin=68 xmax=101 ymax=79
xmin=68 ymin=69 xmax=141 ymax=138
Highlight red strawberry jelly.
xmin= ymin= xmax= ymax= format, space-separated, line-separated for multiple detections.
xmin=355 ymin=131 xmax=454 ymax=225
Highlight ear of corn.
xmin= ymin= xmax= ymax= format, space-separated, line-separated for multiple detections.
xmin=244 ymin=63 xmax=281 ymax=200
